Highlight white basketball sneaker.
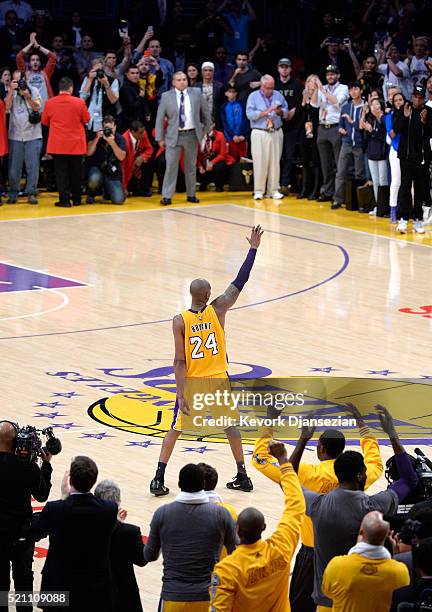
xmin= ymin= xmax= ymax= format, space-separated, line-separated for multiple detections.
xmin=413 ymin=220 xmax=425 ymax=234
xmin=397 ymin=219 xmax=408 ymax=234
xmin=253 ymin=192 xmax=263 ymax=200
xmin=272 ymin=191 xmax=284 ymax=200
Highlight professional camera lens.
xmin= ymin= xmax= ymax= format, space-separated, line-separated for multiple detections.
xmin=103 ymin=127 xmax=113 ymax=137
xmin=96 ymin=69 xmax=105 ymax=79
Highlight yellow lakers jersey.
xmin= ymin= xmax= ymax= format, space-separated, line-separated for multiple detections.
xmin=181 ymin=305 xmax=228 ymax=377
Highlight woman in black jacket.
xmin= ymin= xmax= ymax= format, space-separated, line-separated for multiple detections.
xmin=361 ymin=97 xmax=389 ymax=215
xmin=297 ymin=74 xmax=321 ymax=200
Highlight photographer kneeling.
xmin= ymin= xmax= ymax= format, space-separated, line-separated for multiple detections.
xmin=0 ymin=421 xmax=53 ymax=612
xmin=86 ymin=115 xmax=127 ymax=204
xmin=5 ymin=70 xmax=42 ymax=205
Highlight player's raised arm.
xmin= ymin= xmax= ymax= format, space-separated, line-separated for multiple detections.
xmin=211 ymin=225 xmax=264 ymax=318
xmin=172 ymin=314 xmax=189 ymax=416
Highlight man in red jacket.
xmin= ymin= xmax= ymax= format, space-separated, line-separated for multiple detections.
xmin=198 ymin=127 xmax=231 ymax=192
xmin=122 ymin=120 xmax=154 ymax=197
xmin=42 ymin=76 xmax=90 ymax=207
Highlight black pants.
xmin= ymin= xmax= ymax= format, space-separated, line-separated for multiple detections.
xmin=0 ymin=538 xmax=35 ymax=612
xmin=289 ymin=544 xmax=315 ymax=612
xmin=199 ymin=161 xmax=227 ymax=190
xmin=281 ymin=124 xmax=301 ymax=187
xmin=399 ymin=159 xmax=431 ymax=221
xmin=127 ymin=160 xmax=154 ymax=194
xmin=52 ymin=154 xmax=83 ymax=205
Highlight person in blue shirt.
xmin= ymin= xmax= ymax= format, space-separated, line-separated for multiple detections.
xmin=332 ymin=81 xmax=365 ymax=209
xmin=221 ymin=83 xmax=248 ymax=161
xmin=218 ymin=0 xmax=256 ymax=60
xmin=246 ymin=74 xmax=289 ymax=200
xmin=385 ymin=89 xmax=404 ymax=223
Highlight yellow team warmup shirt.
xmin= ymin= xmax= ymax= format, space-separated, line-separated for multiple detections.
xmin=322 ymin=553 xmax=410 ymax=612
xmin=252 ymin=426 xmax=383 ymax=547
xmin=209 ymin=464 xmax=305 ymax=612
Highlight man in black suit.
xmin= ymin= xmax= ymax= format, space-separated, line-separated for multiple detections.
xmin=95 ymin=479 xmax=145 ymax=612
xmin=0 ymin=421 xmax=53 ymax=612
xmin=30 ymin=456 xmax=117 ymax=612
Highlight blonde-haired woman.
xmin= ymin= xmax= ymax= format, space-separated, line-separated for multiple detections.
xmin=297 ymin=74 xmax=321 ymax=199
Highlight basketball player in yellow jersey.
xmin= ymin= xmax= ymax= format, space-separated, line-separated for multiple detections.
xmin=150 ymin=225 xmax=264 ymax=496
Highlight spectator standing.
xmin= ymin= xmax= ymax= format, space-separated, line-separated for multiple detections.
xmin=51 ymin=33 xmax=65 ymax=69
xmin=406 ymin=37 xmax=432 ymax=97
xmin=213 ymin=46 xmax=235 ymax=85
xmin=104 ymin=44 xmax=132 ymax=85
xmin=274 ymin=57 xmax=304 ymax=195
xmin=0 ymin=0 xmax=32 ymax=27
xmin=30 ymin=456 xmax=117 ymax=612
xmin=196 ymin=62 xmax=223 ymax=128
xmin=210 ymin=441 xmax=305 ymax=612
xmin=94 ymin=480 xmax=145 ymax=612
xmin=391 ymin=538 xmax=432 ymax=611
xmin=144 ymin=463 xmax=236 ymax=611
xmin=218 ymin=0 xmax=256 ymax=61
xmin=79 ymin=57 xmax=119 ymax=133
xmin=377 ymin=44 xmax=411 ymax=101
xmin=74 ymin=34 xmax=98 ymax=81
xmin=119 ymin=65 xmax=149 ymax=132
xmin=322 ymin=511 xmax=410 ymax=612
xmin=66 ymin=11 xmax=84 ymax=49
xmin=0 ymin=421 xmax=52 ymax=609
xmin=228 ymin=51 xmax=261 ymax=107
xmin=297 ymin=75 xmax=321 ymax=200
xmin=246 ymin=74 xmax=288 ymax=200
xmin=293 ymin=405 xmax=418 ymax=610
xmin=0 ymin=67 xmax=11 ymax=96
xmin=318 ymin=37 xmax=357 ymax=83
xmin=0 ymin=10 xmax=24 ymax=67
xmin=86 ymin=115 xmax=126 ymax=205
xmin=385 ymin=90 xmax=404 ymax=224
xmin=121 ymin=120 xmax=154 ymax=197
xmin=332 ymin=81 xmax=365 ymax=210
xmin=41 ymin=76 xmax=90 ymax=207
xmin=0 ymin=97 xmax=6 ymax=204
xmin=144 ymin=39 xmax=174 ymax=98
xmin=221 ymin=83 xmax=248 ymax=161
xmin=195 ymin=1 xmax=231 ymax=57
xmin=5 ymin=70 xmax=41 ymax=204
xmin=186 ymin=63 xmax=200 ymax=88
xmin=16 ymin=32 xmax=56 ymax=110
xmin=310 ymin=65 xmax=349 ymax=202
xmin=136 ymin=55 xmax=163 ymax=128
xmin=155 ymin=70 xmax=212 ymax=205
xmin=393 ymin=84 xmax=432 ymax=234
xmin=357 ymin=56 xmax=384 ymax=99
xmin=198 ymin=126 xmax=230 ymax=192
xmin=51 ymin=48 xmax=78 ymax=95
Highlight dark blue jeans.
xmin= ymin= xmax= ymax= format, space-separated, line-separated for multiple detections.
xmin=87 ymin=166 xmax=125 ymax=204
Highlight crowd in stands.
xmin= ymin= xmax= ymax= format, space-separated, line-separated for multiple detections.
xmin=0 ymin=0 xmax=432 ymax=231
xmin=1 ymin=403 xmax=432 ymax=612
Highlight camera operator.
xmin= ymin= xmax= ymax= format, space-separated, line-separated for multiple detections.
xmin=86 ymin=115 xmax=126 ymax=204
xmin=4 ymin=69 xmax=42 ymax=205
xmin=0 ymin=421 xmax=53 ymax=612
xmin=79 ymin=57 xmax=119 ymax=134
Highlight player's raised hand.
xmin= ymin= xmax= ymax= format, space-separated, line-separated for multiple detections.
xmin=375 ymin=404 xmax=395 ymax=435
xmin=246 ymin=225 xmax=264 ymax=249
xmin=268 ymin=440 xmax=288 ymax=464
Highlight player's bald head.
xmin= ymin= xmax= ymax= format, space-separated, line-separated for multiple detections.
xmin=0 ymin=421 xmax=17 ymax=452
xmin=359 ymin=511 xmax=390 ymax=546
xmin=237 ymin=507 xmax=266 ymax=543
xmin=190 ymin=278 xmax=211 ymax=302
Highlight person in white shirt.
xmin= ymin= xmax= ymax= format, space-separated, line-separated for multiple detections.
xmin=310 ymin=65 xmax=349 ymax=202
xmin=378 ymin=45 xmax=411 ymax=101
xmin=405 ymin=37 xmax=432 ymax=97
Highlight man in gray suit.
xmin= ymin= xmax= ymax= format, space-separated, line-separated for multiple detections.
xmin=155 ymin=71 xmax=212 ymax=205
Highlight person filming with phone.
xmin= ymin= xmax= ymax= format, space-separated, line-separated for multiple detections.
xmin=85 ymin=114 xmax=126 ymax=204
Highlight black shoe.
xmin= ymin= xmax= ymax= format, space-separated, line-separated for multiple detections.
xmin=307 ymin=193 xmax=318 ymax=200
xmin=160 ymin=198 xmax=172 ymax=205
xmin=226 ymin=474 xmax=253 ymax=492
xmin=7 ymin=195 xmax=17 ymax=204
xmin=187 ymin=196 xmax=200 ymax=203
xmin=150 ymin=478 xmax=170 ymax=496
xmin=55 ymin=201 xmax=72 ymax=207
xmin=141 ymin=190 xmax=153 ymax=197
xmin=317 ymin=194 xmax=331 ymax=202
xmin=331 ymin=202 xmax=341 ymax=209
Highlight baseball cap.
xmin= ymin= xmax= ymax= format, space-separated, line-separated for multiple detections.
xmin=413 ymin=84 xmax=426 ymax=97
xmin=278 ymin=58 xmax=292 ymax=66
xmin=326 ymin=64 xmax=339 ymax=73
xmin=201 ymin=61 xmax=214 ymax=70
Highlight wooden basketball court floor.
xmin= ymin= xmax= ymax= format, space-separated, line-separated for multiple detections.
xmin=1 ymin=193 xmax=432 ymax=608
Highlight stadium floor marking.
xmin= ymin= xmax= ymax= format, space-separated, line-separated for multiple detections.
xmin=0 ymin=205 xmax=349 ymax=340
